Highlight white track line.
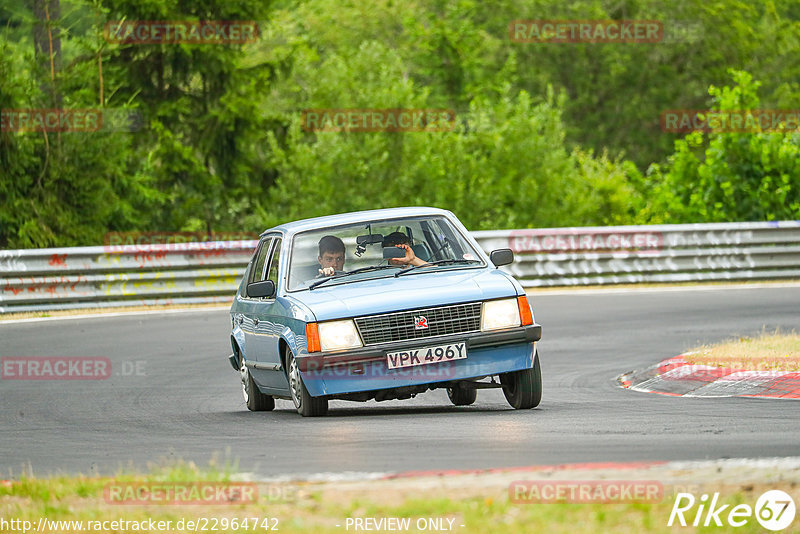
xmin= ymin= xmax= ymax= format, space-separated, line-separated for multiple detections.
xmin=0 ymin=305 xmax=230 ymax=325
xmin=527 ymin=281 xmax=800 ymax=295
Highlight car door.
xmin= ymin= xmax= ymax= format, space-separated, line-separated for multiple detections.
xmin=240 ymin=236 xmax=272 ymax=373
xmin=248 ymin=236 xmax=290 ymax=392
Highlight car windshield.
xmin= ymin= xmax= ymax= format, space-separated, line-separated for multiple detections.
xmin=287 ymin=215 xmax=484 ymax=291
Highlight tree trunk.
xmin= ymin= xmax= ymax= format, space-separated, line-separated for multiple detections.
xmin=31 ymin=0 xmax=62 ymax=105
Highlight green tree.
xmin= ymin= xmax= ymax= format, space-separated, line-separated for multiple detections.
xmin=100 ymin=0 xmax=277 ymax=234
xmin=263 ymin=40 xmax=639 ymax=230
xmin=0 ymin=23 xmax=154 ymax=248
xmin=639 ymin=70 xmax=800 ymax=223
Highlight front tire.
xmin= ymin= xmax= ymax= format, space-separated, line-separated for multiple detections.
xmin=241 ymin=360 xmax=275 ymax=411
xmin=447 ymin=385 xmax=477 ymax=406
xmin=500 ymin=349 xmax=542 ymax=409
xmin=287 ymin=352 xmax=328 ymax=417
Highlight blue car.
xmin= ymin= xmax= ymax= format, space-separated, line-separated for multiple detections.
xmin=228 ymin=207 xmax=542 ymax=416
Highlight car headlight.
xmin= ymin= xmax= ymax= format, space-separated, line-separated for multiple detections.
xmin=481 ymin=298 xmax=521 ymax=331
xmin=317 ymin=319 xmax=363 ymax=351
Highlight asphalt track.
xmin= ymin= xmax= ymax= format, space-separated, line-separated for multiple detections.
xmin=1 ymin=286 xmax=799 ymax=479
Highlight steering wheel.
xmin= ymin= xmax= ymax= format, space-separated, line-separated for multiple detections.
xmin=429 ymin=237 xmax=453 ymax=260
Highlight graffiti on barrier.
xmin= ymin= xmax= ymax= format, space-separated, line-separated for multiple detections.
xmin=0 ymin=251 xmax=26 ymax=273
xmin=48 ymin=254 xmax=68 ymax=268
xmin=2 ymin=275 xmax=88 ymax=298
xmin=519 ymin=253 xmax=757 ymax=277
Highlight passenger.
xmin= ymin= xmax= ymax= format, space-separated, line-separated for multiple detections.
xmin=317 ymin=235 xmax=345 ymax=277
xmin=382 ymin=231 xmax=429 ymax=267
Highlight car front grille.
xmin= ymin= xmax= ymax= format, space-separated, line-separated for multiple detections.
xmin=354 ymin=302 xmax=482 ymax=346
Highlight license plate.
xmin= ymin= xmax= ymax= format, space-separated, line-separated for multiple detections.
xmin=386 ymin=342 xmax=467 ymax=370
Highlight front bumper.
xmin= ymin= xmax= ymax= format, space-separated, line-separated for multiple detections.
xmin=298 ymin=323 xmax=541 ymax=397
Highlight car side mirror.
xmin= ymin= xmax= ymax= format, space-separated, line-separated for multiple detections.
xmin=383 ymin=246 xmax=406 ymax=259
xmin=490 ymin=248 xmax=514 ymax=267
xmin=248 ymin=280 xmax=275 ymax=298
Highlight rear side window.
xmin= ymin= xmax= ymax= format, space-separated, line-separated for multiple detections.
xmin=267 ymin=239 xmax=282 ymax=289
xmin=249 ymin=237 xmax=272 ymax=285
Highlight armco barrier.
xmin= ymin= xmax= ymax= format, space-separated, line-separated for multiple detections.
xmin=472 ymin=220 xmax=800 ymax=287
xmin=0 ymin=241 xmax=257 ymax=313
xmin=1 ymin=221 xmax=799 ymax=313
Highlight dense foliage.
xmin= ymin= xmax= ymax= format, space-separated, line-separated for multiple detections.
xmin=1 ymin=0 xmax=799 ymax=247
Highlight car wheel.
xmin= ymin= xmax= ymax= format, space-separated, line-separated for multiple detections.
xmin=241 ymin=359 xmax=275 ymax=411
xmin=287 ymin=352 xmax=328 ymax=417
xmin=500 ymin=349 xmax=542 ymax=409
xmin=446 ymin=385 xmax=477 ymax=406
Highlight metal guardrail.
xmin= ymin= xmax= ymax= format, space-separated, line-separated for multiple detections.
xmin=474 ymin=220 xmax=800 ymax=287
xmin=0 ymin=242 xmax=257 ymax=313
xmin=1 ymin=221 xmax=799 ymax=313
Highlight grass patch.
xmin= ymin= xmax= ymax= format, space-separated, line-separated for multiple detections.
xmin=1 ymin=463 xmax=796 ymax=533
xmin=685 ymin=329 xmax=800 ymax=371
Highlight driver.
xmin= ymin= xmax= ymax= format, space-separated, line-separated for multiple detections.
xmin=317 ymin=235 xmax=345 ymax=277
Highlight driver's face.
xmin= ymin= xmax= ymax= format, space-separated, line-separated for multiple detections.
xmin=318 ymin=251 xmax=345 ymax=271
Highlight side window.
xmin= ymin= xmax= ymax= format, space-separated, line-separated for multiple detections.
xmin=249 ymin=237 xmax=272 ymax=285
xmin=266 ymin=239 xmax=282 ymax=290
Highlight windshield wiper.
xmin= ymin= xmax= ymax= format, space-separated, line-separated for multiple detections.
xmin=309 ymin=265 xmax=399 ymax=290
xmin=395 ymin=259 xmax=481 ymax=277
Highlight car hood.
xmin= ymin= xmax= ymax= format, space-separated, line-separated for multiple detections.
xmin=287 ymin=268 xmax=518 ymax=321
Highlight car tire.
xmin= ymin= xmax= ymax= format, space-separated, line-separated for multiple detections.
xmin=500 ymin=349 xmax=542 ymax=410
xmin=287 ymin=352 xmax=328 ymax=417
xmin=241 ymin=359 xmax=275 ymax=412
xmin=446 ymin=385 xmax=477 ymax=406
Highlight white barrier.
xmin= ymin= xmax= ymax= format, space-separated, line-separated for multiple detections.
xmin=472 ymin=221 xmax=800 ymax=286
xmin=2 ymin=221 xmax=799 ymax=312
xmin=0 ymin=241 xmax=257 ymax=313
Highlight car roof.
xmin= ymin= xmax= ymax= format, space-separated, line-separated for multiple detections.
xmin=261 ymin=207 xmax=455 ymax=237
